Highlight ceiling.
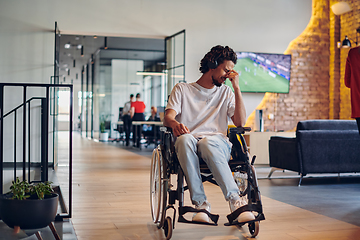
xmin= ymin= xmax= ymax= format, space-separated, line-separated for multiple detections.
xmin=58 ymin=35 xmax=166 ymax=84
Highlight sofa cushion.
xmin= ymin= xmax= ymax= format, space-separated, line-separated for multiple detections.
xmin=297 ymin=120 xmax=357 ymax=131
xmin=297 ymin=130 xmax=360 ymax=174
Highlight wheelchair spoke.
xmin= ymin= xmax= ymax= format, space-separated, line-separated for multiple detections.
xmin=233 ymin=171 xmax=249 ymax=196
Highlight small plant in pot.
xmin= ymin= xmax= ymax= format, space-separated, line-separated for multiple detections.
xmin=0 ymin=178 xmax=59 ymax=230
xmin=100 ymin=121 xmax=105 ymax=133
xmin=99 ymin=114 xmax=110 ymax=141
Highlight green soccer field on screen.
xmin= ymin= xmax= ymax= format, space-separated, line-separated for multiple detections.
xmin=225 ymin=52 xmax=291 ymax=93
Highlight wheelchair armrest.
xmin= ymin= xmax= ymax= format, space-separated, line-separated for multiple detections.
xmin=229 ymin=126 xmax=251 ymax=135
xmin=160 ymin=126 xmax=172 ymax=133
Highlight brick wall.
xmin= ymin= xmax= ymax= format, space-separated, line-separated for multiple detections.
xmin=246 ymin=0 xmax=359 ymax=131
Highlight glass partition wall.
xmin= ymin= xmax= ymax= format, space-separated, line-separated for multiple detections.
xmin=60 ymin=34 xmax=177 ymax=140
xmin=94 ymin=51 xmax=166 ymax=139
xmin=165 ymin=30 xmax=186 ymax=100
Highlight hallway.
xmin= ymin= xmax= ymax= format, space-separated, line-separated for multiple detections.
xmin=62 ymin=132 xmax=360 ymax=240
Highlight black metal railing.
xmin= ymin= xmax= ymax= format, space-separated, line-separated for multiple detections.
xmin=1 ymin=97 xmax=46 ymax=182
xmin=0 ymin=83 xmax=73 ymax=219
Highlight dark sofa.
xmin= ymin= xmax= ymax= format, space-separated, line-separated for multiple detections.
xmin=268 ymin=120 xmax=360 ymax=185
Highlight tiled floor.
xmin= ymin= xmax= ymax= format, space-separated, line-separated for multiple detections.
xmin=2 ymin=131 xmax=360 ymax=240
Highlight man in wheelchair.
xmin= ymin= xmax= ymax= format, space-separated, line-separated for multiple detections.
xmin=163 ymin=45 xmax=255 ymax=224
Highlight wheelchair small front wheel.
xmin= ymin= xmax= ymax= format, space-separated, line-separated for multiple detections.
xmin=163 ymin=216 xmax=173 ymax=240
xmin=248 ymin=221 xmax=259 ymax=237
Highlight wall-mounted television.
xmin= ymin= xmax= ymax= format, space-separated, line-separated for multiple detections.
xmin=225 ymin=51 xmax=292 ymax=93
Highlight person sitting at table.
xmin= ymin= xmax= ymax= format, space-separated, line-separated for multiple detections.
xmin=148 ymin=106 xmax=161 ymax=122
xmin=130 ymin=93 xmax=146 ymax=147
xmin=143 ymin=106 xmax=161 ymax=144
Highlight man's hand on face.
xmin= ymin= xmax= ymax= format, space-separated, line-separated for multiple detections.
xmin=173 ymin=123 xmax=190 ymax=137
xmin=227 ymin=70 xmax=240 ymax=90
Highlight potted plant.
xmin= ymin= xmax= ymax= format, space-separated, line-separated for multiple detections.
xmin=99 ymin=114 xmax=110 ymax=141
xmin=0 ymin=178 xmax=59 ymax=230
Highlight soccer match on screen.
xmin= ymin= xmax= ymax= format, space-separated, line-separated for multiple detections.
xmin=225 ymin=52 xmax=292 ymax=93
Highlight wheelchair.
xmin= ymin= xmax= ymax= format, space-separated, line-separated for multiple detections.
xmin=150 ymin=126 xmax=265 ymax=239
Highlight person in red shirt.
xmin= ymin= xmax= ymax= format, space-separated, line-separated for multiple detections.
xmin=130 ymin=93 xmax=146 ymax=146
xmin=344 ymin=46 xmax=360 ymax=134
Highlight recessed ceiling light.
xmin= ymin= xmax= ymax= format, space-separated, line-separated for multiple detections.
xmin=75 ymin=36 xmax=80 ymax=40
xmin=64 ymin=43 xmax=71 ymax=49
xmin=77 ymin=44 xmax=82 ymax=49
xmin=67 ymin=53 xmax=71 ymax=57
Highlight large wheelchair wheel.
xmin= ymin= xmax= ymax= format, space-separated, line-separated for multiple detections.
xmin=150 ymin=146 xmax=168 ymax=228
xmin=233 ymin=170 xmax=249 ymax=196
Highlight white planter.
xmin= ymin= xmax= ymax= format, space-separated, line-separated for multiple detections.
xmin=100 ymin=132 xmax=109 ymax=142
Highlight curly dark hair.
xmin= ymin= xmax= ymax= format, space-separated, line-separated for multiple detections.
xmin=199 ymin=45 xmax=237 ymax=73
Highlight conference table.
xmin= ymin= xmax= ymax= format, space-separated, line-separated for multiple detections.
xmin=117 ymin=120 xmax=163 ymax=148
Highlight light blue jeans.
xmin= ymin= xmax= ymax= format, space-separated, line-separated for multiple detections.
xmin=175 ymin=134 xmax=240 ymax=206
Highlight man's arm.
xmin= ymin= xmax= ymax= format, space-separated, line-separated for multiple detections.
xmin=228 ymin=70 xmax=246 ymax=126
xmin=130 ymin=107 xmax=135 ymax=118
xmin=231 ymin=87 xmax=246 ymax=127
xmin=163 ymin=109 xmax=189 ymax=137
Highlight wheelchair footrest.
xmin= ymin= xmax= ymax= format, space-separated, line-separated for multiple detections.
xmin=178 ymin=206 xmax=219 ymax=226
xmin=226 ymin=204 xmax=264 ymax=225
xmin=224 ymin=213 xmax=265 ymax=226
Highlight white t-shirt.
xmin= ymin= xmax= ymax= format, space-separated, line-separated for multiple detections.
xmin=165 ymin=82 xmax=236 ymax=139
xmin=122 ymin=101 xmax=131 ymax=116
